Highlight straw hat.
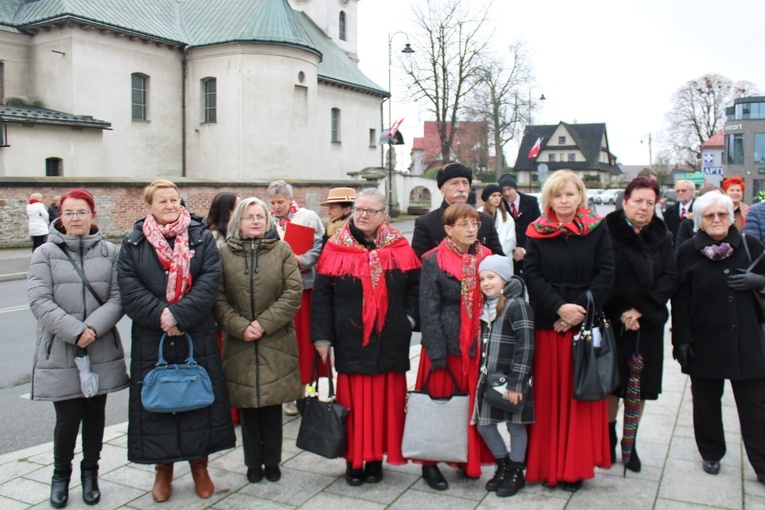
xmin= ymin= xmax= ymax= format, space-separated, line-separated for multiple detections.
xmin=320 ymin=187 xmax=356 ymax=206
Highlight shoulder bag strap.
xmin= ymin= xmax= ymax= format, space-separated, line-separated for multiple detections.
xmin=56 ymin=244 xmax=104 ymax=307
xmin=742 ymin=234 xmax=765 ymax=272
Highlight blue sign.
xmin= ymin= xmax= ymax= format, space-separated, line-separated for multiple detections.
xmin=703 ymin=166 xmax=723 ymax=175
xmin=703 ymin=153 xmax=714 ymax=164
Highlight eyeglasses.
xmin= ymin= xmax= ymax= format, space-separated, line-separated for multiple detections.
xmin=352 ymin=207 xmax=385 ymax=217
xmin=62 ymin=210 xmax=92 ymax=219
xmin=242 ymin=215 xmax=267 ymax=223
xmin=702 ymin=212 xmax=730 ymax=221
xmin=449 ymin=221 xmax=482 ymax=230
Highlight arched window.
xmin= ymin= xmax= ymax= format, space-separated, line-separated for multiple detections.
xmin=45 ymin=157 xmax=63 ymax=176
xmin=339 ymin=11 xmax=346 ymax=41
xmin=131 ymin=73 xmax=148 ymax=120
xmin=202 ymin=78 xmax=217 ymax=123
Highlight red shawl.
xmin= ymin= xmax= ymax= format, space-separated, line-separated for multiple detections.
xmin=316 ymin=220 xmax=421 ymax=346
xmin=526 ymin=207 xmax=602 ymax=239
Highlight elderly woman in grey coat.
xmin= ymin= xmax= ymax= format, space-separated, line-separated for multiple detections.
xmin=27 ymin=188 xmax=129 ymax=508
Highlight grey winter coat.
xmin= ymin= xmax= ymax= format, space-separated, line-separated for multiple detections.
xmin=28 ymin=220 xmax=129 ymax=401
xmin=474 ymin=278 xmax=535 ymax=426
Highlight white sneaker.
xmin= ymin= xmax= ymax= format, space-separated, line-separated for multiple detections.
xmin=283 ymin=401 xmax=299 ymax=416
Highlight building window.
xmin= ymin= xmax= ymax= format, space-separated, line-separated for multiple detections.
xmin=331 ymin=108 xmax=341 ymax=142
xmin=0 ymin=61 xmax=4 ymax=102
xmin=339 ymin=11 xmax=346 ymax=41
xmin=558 ymin=136 xmax=566 ymax=144
xmin=754 ymin=133 xmax=765 ymax=165
xmin=369 ymin=128 xmax=376 ymax=147
xmin=131 ymin=73 xmax=148 ymax=120
xmin=568 ymin=153 xmax=576 ymax=162
xmin=726 ymin=133 xmax=745 ymax=165
xmin=202 ymin=78 xmax=216 ymax=123
xmin=45 ymin=157 xmax=63 ymax=176
xmin=549 ymin=154 xmax=556 ymax=162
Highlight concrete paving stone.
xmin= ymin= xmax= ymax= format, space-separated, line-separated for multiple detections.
xmin=324 ymin=468 xmax=418 ymax=505
xmin=410 ymin=467 xmax=495 ymax=501
xmin=209 ymin=492 xmax=294 ymax=510
xmin=0 ymin=476 xmax=50 ymax=505
xmin=282 ymin=419 xmax=301 ymax=441
xmin=658 ymin=457 xmax=741 ymax=509
xmin=282 ymin=451 xmax=346 ymax=478
xmin=19 ymin=464 xmax=53 ymax=486
xmin=237 ymin=465 xmax=335 ymax=506
xmin=654 ymin=498 xmax=728 ymax=509
xmin=563 ymin=471 xmax=659 ymax=510
xmin=388 ymin=488 xmax=482 ymax=510
xmin=106 ymin=434 xmax=129 ymax=449
xmin=633 ymin=413 xmax=676 ymax=444
xmin=101 ymin=465 xmax=156 ymax=490
xmin=668 ymin=434 xmax=742 ymax=466
xmin=296 ymin=491 xmax=387 ymax=510
xmin=597 ymin=462 xmax=663 ymax=483
xmin=744 ymin=474 xmax=765 ymax=498
xmin=475 ymin=487 xmax=568 ymax=510
xmin=385 ymin=460 xmax=424 ymax=477
xmin=0 ymin=459 xmax=42 ymax=485
xmin=125 ymin=470 xmax=233 ymax=510
xmin=744 ymin=494 xmax=765 ymax=510
xmin=604 ymin=438 xmax=668 ymax=471
xmin=207 ymin=449 xmax=245 ymax=474
xmin=0 ymin=444 xmax=51 ymax=466
xmin=23 ymin=449 xmax=53 ymax=467
xmin=0 ymin=495 xmax=30 ymax=510
xmin=57 ymin=479 xmax=145 ymax=510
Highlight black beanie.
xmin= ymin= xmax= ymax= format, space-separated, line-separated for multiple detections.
xmin=436 ymin=163 xmax=473 ymax=189
xmin=498 ymin=174 xmax=518 ymax=190
xmin=481 ymin=184 xmax=502 ymax=202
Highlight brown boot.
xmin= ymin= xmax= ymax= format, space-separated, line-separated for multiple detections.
xmin=152 ymin=464 xmax=173 ymax=503
xmin=189 ymin=457 xmax=214 ymax=499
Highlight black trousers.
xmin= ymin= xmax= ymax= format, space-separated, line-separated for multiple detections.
xmin=690 ymin=376 xmax=765 ymax=474
xmin=240 ymin=405 xmax=282 ymax=468
xmin=31 ymin=235 xmax=47 ymax=252
xmin=52 ymin=395 xmax=108 ymax=474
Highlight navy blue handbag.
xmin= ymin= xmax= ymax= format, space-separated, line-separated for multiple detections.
xmin=141 ymin=333 xmax=215 ymax=413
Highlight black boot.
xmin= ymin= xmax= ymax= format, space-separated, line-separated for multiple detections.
xmin=496 ymin=462 xmax=525 ymax=497
xmin=609 ymin=421 xmax=617 ymax=464
xmin=625 ymin=446 xmax=641 ymax=473
xmin=81 ymin=468 xmax=100 ymax=505
xmin=485 ymin=456 xmax=509 ymax=491
xmin=50 ymin=469 xmax=71 ymax=508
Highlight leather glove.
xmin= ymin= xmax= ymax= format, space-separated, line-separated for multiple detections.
xmin=727 ymin=272 xmax=765 ymax=291
xmin=429 ymin=357 xmax=447 ymax=371
xmin=673 ymin=344 xmax=695 ymax=370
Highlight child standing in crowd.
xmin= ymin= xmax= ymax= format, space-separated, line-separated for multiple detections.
xmin=474 ymin=255 xmax=534 ymax=497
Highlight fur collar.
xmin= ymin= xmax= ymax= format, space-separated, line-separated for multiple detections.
xmin=606 ymin=210 xmax=668 ymax=287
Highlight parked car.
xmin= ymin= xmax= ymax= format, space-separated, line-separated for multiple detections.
xmin=660 ymin=190 xmax=678 ymax=214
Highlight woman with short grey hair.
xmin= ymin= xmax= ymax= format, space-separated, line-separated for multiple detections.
xmin=673 ymin=191 xmax=765 ymax=485
xmin=267 ymin=180 xmax=325 ymax=415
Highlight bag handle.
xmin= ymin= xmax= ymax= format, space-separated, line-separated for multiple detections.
xmin=308 ymin=351 xmax=337 ymax=400
xmin=157 ymin=332 xmax=196 ymax=367
xmin=419 ymin=366 xmax=465 ymax=397
xmin=584 ymin=289 xmax=596 ymax=330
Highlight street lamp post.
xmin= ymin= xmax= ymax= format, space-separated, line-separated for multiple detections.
xmin=527 ymin=85 xmax=546 ymax=126
xmin=641 ymin=133 xmax=653 ymax=169
xmin=387 ymin=32 xmax=414 ymax=218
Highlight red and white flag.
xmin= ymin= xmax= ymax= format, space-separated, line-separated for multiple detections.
xmin=527 ymin=136 xmax=543 ymax=159
xmin=386 ymin=117 xmax=405 ymax=140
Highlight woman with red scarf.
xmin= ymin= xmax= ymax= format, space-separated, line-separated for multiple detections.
xmin=118 ymin=180 xmax=235 ymax=503
xmin=312 ymin=188 xmax=420 ymax=486
xmin=415 ymin=203 xmax=494 ymax=491
xmin=523 ymin=170 xmax=615 ymax=491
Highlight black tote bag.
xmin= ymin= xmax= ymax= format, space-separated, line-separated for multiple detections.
xmin=572 ymin=290 xmax=619 ymax=401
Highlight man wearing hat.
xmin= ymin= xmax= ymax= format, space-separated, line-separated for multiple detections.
xmin=498 ymin=174 xmax=540 ymax=274
xmin=321 ymin=187 xmax=356 ymax=244
xmin=412 ymin=163 xmax=503 ymax=258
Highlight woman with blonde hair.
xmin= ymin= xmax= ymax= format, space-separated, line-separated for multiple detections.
xmin=118 ymin=179 xmax=235 ymax=503
xmin=523 ymin=170 xmax=615 ymax=491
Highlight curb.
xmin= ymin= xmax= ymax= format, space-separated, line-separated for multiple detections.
xmin=0 ymin=272 xmax=27 ymax=283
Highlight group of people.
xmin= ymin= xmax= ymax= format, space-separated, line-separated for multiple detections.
xmin=26 ymin=166 xmax=765 ymax=508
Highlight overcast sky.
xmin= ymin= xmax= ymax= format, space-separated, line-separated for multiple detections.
xmin=356 ymin=0 xmax=765 ymax=170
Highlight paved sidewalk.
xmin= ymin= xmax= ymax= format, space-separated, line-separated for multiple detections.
xmin=1 ymin=337 xmax=764 ymax=510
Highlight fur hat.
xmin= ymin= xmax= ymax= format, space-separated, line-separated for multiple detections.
xmin=498 ymin=174 xmax=518 ymax=190
xmin=478 ymin=255 xmax=513 ymax=283
xmin=481 ymin=184 xmax=502 ymax=203
xmin=436 ymin=163 xmax=473 ymax=189
xmin=320 ymin=187 xmax=356 ymax=206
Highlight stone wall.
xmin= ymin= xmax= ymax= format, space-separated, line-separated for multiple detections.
xmin=1 ymin=178 xmax=368 ymax=248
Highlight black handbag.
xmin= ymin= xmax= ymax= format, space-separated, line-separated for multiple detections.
xmin=296 ymin=353 xmax=349 ymax=459
xmin=572 ymin=290 xmax=619 ymax=401
xmin=483 ymin=373 xmax=532 ymax=413
xmin=141 ymin=333 xmax=215 ymax=413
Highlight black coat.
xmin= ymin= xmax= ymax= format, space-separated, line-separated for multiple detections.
xmin=604 ymin=210 xmax=677 ymax=398
xmin=672 ymin=228 xmax=765 ymax=380
xmin=664 ymin=200 xmax=694 ymax=241
xmin=505 ymin=192 xmax=541 ymax=274
xmin=311 ymin=231 xmax=420 ymax=375
xmin=118 ymin=216 xmax=235 ymax=464
xmin=523 ymin=221 xmax=615 ymax=330
xmin=412 ymin=200 xmax=503 ymax=258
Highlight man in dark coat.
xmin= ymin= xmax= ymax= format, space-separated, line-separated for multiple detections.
xmin=498 ymin=174 xmax=540 ymax=274
xmin=412 ymin=163 xmax=503 ymax=258
xmin=663 ymin=179 xmax=695 ymax=241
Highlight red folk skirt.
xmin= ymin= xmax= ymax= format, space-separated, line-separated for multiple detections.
xmin=295 ymin=290 xmax=326 ymax=384
xmin=525 ymin=328 xmax=612 ymax=485
xmin=413 ymin=350 xmax=494 ymax=477
xmin=335 ymin=372 xmax=408 ymax=469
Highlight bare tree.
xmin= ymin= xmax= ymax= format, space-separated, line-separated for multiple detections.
xmin=666 ymin=73 xmax=757 ymax=168
xmin=403 ymin=0 xmax=491 ymax=165
xmin=463 ymin=42 xmax=532 ymax=178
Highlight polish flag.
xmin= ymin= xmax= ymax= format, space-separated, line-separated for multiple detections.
xmin=386 ymin=117 xmax=405 ymax=140
xmin=527 ymin=136 xmax=543 ymax=159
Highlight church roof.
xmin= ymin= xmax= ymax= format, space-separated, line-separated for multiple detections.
xmin=0 ymin=103 xmax=111 ymax=129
